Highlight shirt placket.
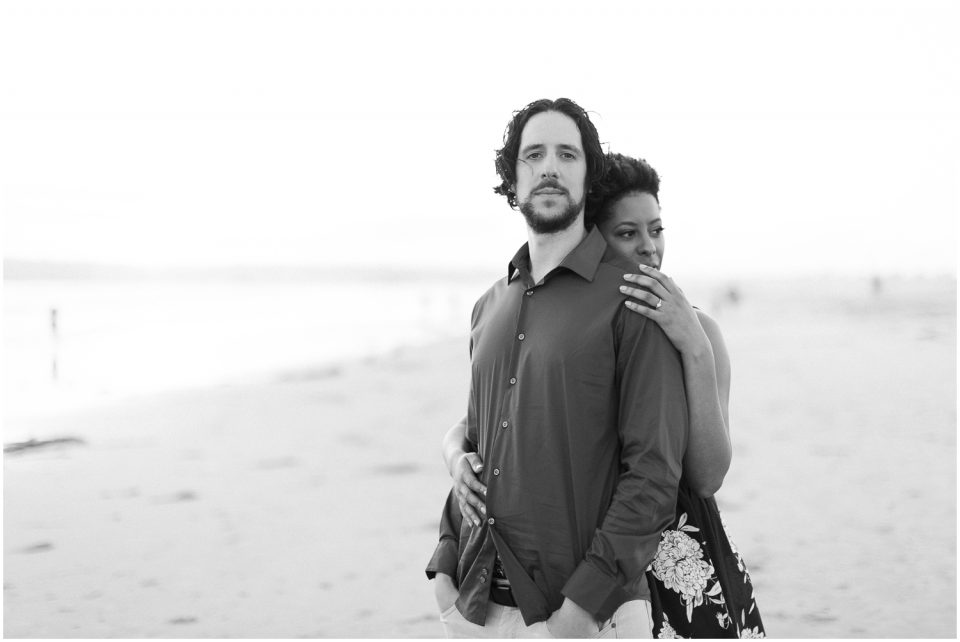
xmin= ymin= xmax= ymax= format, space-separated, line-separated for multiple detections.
xmin=482 ymin=278 xmax=535 ymax=567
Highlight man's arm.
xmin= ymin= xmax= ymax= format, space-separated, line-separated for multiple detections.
xmin=425 ymin=490 xmax=462 ymax=580
xmin=561 ymin=311 xmax=689 ymax=621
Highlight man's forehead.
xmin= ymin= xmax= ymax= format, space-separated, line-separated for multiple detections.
xmin=519 ymin=111 xmax=584 ymax=150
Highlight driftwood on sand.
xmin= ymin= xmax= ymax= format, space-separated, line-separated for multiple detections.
xmin=4 ymin=437 xmax=86 ymax=454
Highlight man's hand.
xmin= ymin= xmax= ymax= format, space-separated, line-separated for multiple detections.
xmin=545 ymin=598 xmax=601 ymax=638
xmin=433 ymin=573 xmax=459 ymax=613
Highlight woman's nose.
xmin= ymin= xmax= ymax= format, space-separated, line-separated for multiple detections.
xmin=637 ymin=236 xmax=656 ymax=255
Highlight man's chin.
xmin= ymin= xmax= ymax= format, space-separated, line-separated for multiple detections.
xmin=519 ymin=201 xmax=583 ymax=235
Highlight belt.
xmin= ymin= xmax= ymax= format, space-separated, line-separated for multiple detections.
xmin=489 ymin=583 xmax=517 ymax=607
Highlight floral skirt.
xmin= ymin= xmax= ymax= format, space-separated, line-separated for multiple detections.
xmin=646 ymin=480 xmax=765 ymax=638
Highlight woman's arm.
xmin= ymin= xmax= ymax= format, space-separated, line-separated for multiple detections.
xmin=441 ymin=415 xmax=487 ymax=525
xmin=621 ymin=266 xmax=732 ymax=497
xmin=681 ymin=310 xmax=732 ymax=497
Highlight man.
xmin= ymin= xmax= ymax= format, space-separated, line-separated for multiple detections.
xmin=426 ymin=98 xmax=689 ymax=638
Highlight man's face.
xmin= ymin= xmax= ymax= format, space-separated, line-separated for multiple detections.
xmin=513 ymin=110 xmax=588 ymax=234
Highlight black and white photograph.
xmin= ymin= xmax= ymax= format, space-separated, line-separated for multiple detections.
xmin=2 ymin=1 xmax=956 ymax=638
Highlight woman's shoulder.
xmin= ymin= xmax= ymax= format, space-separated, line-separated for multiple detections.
xmin=694 ymin=308 xmax=725 ymax=343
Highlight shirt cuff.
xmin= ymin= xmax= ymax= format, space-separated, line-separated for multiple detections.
xmin=561 ymin=560 xmax=629 ymax=622
xmin=424 ymin=537 xmax=459 ymax=581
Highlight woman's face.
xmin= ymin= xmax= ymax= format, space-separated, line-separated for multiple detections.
xmin=597 ymin=191 xmax=665 ymax=268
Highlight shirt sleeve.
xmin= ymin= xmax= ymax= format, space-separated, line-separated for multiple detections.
xmin=427 ymin=298 xmax=483 ymax=581
xmin=425 ymin=489 xmax=462 ymax=580
xmin=561 ymin=311 xmax=689 ymax=620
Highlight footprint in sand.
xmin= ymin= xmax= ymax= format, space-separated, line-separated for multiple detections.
xmin=804 ymin=610 xmax=838 ymax=623
xmin=151 ymin=491 xmax=199 ymax=504
xmin=255 ymin=457 xmax=300 ymax=470
xmin=169 ymin=616 xmax=198 ymax=625
xmin=371 ymin=463 xmax=421 ymax=476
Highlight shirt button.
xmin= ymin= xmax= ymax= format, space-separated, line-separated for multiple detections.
xmin=481 ymin=568 xmax=488 ymax=576
xmin=501 ymin=421 xmax=509 ymax=428
xmin=487 ymin=517 xmax=495 ymax=525
xmin=509 ymin=377 xmax=517 ymax=385
xmin=493 ymin=468 xmax=500 ymax=476
xmin=480 ymin=576 xmax=487 ymax=584
xmin=526 ymin=290 xmax=533 ymax=296
xmin=518 ymin=333 xmax=525 ymax=341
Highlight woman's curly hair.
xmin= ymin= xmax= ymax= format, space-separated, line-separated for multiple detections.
xmin=585 ymin=152 xmax=661 ymax=229
xmin=493 ymin=98 xmax=606 ymax=209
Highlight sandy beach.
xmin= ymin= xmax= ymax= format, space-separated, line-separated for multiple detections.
xmin=3 ymin=275 xmax=956 ymax=638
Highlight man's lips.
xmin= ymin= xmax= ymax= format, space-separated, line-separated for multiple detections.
xmin=534 ymin=188 xmax=566 ymax=195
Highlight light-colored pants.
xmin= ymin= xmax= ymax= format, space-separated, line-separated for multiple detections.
xmin=440 ymin=599 xmax=653 ymax=639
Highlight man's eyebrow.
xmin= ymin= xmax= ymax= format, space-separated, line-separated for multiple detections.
xmin=519 ymin=143 xmax=584 ymax=155
xmin=519 ymin=143 xmax=545 ymax=155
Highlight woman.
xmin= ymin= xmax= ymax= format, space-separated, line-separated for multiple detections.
xmin=429 ymin=153 xmax=764 ymax=638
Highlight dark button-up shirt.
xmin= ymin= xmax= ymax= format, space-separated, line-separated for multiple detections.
xmin=426 ymin=227 xmax=688 ymax=626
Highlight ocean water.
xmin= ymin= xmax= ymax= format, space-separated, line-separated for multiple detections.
xmin=3 ymin=278 xmax=488 ymax=426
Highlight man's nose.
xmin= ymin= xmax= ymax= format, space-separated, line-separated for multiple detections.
xmin=540 ymin=155 xmax=559 ymax=177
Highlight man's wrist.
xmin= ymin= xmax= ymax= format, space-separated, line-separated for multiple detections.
xmin=549 ymin=597 xmax=600 ymax=636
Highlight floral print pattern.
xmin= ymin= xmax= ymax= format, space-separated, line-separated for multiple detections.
xmin=647 ymin=483 xmax=765 ymax=638
xmin=651 ymin=514 xmax=716 ymax=622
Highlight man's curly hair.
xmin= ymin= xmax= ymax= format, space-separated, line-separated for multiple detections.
xmin=493 ymin=98 xmax=606 ymax=209
xmin=585 ymin=152 xmax=661 ymax=229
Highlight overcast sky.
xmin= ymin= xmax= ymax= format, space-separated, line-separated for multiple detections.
xmin=1 ymin=0 xmax=957 ymax=279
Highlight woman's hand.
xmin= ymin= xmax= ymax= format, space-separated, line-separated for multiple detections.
xmin=622 ymin=264 xmax=733 ymax=497
xmin=452 ymin=452 xmax=487 ymax=527
xmin=620 ymin=265 xmax=710 ymax=357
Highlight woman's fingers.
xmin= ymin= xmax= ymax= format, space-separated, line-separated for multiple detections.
xmin=619 ymin=284 xmax=663 ymax=309
xmin=636 ymin=264 xmax=674 ymax=289
xmin=621 ymin=273 xmax=670 ymax=300
xmin=460 ymin=499 xmax=481 ymax=526
xmin=457 ymin=484 xmax=486 ymax=525
xmin=455 ymin=452 xmax=487 ymax=525
xmin=624 ymin=300 xmax=653 ymax=316
xmin=461 ymin=453 xmax=487 ymax=498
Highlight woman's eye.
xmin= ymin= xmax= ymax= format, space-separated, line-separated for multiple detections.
xmin=618 ymin=231 xmax=636 ymax=239
xmin=650 ymin=227 xmax=665 ymax=237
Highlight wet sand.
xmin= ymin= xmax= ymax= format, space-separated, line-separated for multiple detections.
xmin=4 ymin=276 xmax=956 ymax=637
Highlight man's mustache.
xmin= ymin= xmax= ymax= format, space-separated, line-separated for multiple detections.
xmin=532 ymin=180 xmax=567 ymax=195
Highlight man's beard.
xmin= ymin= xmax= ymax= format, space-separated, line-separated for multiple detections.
xmin=518 ymin=192 xmax=585 ymax=234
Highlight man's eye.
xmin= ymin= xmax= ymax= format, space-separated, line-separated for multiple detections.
xmin=561 ymin=152 xmax=576 ymax=160
xmin=526 ymin=152 xmax=543 ymax=160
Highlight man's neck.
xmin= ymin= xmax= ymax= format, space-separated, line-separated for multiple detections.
xmin=526 ymin=216 xmax=588 ymax=284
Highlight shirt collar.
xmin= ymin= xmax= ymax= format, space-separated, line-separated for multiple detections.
xmin=507 ymin=226 xmax=607 ymax=284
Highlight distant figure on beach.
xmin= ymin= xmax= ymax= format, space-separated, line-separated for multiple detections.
xmin=424 ymin=98 xmax=689 ymax=638
xmin=425 ymin=106 xmax=765 ymax=637
xmin=726 ymin=285 xmax=741 ymax=306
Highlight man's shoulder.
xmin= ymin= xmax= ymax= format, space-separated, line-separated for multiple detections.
xmin=595 ymin=252 xmax=639 ymax=284
xmin=472 ymin=275 xmax=511 ymax=314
